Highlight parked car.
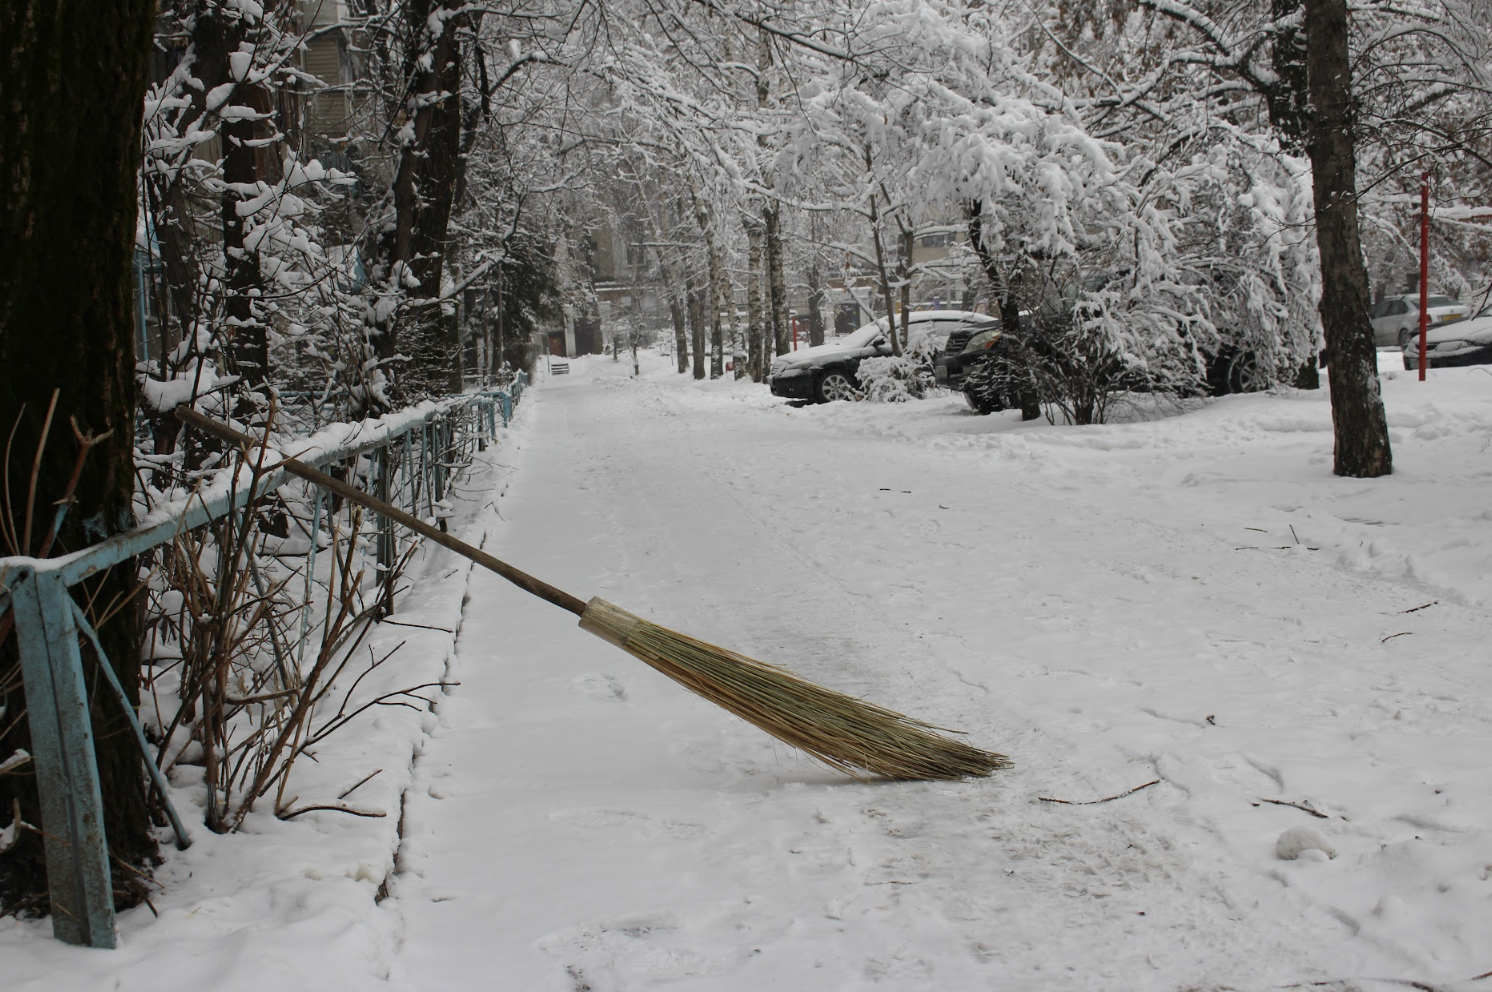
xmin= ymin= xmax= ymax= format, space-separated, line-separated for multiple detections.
xmin=1402 ymin=307 xmax=1492 ymax=370
xmin=768 ymin=310 xmax=996 ymax=403
xmin=934 ymin=322 xmax=1003 ymax=395
xmin=1370 ymin=294 xmax=1471 ymax=348
xmin=940 ymin=319 xmax=1270 ymax=415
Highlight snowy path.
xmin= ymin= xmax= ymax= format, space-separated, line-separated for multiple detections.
xmin=4 ymin=351 xmax=1488 ymax=992
xmin=381 ymin=357 xmax=1492 ymax=992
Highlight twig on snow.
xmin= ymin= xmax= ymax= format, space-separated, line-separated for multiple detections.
xmin=1235 ymin=523 xmax=1318 ymax=552
xmin=1381 ymin=631 xmax=1414 ymax=643
xmin=1039 ymin=779 xmax=1160 ymax=805
xmin=1399 ymin=600 xmax=1438 ymax=613
xmin=338 ymin=768 xmax=384 ymax=800
xmin=278 ymin=803 xmax=387 ymax=820
xmin=1285 ymin=981 xmax=1443 ymax=991
xmin=378 ymin=618 xmax=455 ymax=633
xmin=1255 ymin=797 xmax=1330 ymax=819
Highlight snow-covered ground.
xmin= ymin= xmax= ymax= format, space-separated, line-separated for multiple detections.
xmin=5 ymin=350 xmax=1491 ymax=991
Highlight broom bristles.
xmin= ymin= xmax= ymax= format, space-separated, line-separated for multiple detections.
xmin=579 ymin=598 xmax=1011 ymax=781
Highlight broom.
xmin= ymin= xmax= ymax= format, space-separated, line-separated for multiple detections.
xmin=176 ymin=407 xmax=1010 ymax=780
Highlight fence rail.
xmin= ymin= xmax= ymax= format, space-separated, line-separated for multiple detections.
xmin=0 ymin=373 xmax=525 ymax=948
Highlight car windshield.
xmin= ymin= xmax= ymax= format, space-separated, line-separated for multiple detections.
xmin=836 ymin=322 xmax=888 ymax=348
xmin=960 ymin=328 xmax=1001 ymax=353
xmin=1425 ymin=296 xmax=1459 ymax=308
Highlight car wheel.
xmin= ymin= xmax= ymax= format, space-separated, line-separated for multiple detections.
xmin=816 ymin=370 xmax=858 ymax=403
xmin=1227 ymin=350 xmax=1267 ymax=394
xmin=1205 ymin=349 xmax=1233 ymax=396
xmin=963 ymin=388 xmax=997 ymax=415
xmin=1397 ymin=327 xmax=1415 ymax=349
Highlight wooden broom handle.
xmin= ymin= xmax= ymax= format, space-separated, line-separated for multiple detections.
xmin=175 ymin=406 xmax=588 ymax=617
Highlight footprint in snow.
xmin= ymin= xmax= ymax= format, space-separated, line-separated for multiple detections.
xmin=571 ymin=673 xmax=627 ymax=701
xmin=540 ymin=913 xmax=715 ymax=987
xmin=549 ymin=807 xmax=705 ymax=839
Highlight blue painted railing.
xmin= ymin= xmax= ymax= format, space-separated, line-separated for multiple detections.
xmin=0 ymin=374 xmax=526 ymax=948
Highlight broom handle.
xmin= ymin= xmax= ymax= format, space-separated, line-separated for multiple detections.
xmin=175 ymin=406 xmax=589 ymax=617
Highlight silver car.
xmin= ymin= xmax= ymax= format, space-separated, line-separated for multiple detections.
xmin=1402 ymin=307 xmax=1492 ymax=371
xmin=1370 ymin=294 xmax=1470 ymax=348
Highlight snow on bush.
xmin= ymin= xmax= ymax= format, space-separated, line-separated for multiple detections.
xmin=858 ymin=355 xmax=928 ymax=402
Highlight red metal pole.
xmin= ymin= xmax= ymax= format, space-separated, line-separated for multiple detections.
xmin=1419 ymin=174 xmax=1430 ymax=380
xmin=792 ymin=317 xmax=798 ymax=351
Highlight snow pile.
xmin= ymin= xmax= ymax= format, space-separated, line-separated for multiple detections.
xmin=1276 ymin=825 xmax=1337 ymax=861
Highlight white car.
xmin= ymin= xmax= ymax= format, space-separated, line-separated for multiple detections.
xmin=1402 ymin=307 xmax=1492 ymax=371
xmin=1370 ymin=294 xmax=1471 ymax=348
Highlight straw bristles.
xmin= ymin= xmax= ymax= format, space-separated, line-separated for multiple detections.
xmin=579 ymin=598 xmax=1010 ymax=781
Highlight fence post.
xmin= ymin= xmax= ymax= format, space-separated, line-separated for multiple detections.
xmin=419 ymin=424 xmax=432 ymax=519
xmin=433 ymin=419 xmax=447 ymax=508
xmin=8 ymin=565 xmax=116 ymax=948
xmin=375 ymin=447 xmax=395 ymax=615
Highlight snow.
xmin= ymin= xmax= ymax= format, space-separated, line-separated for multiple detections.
xmin=228 ymin=51 xmax=252 ymax=83
xmin=5 ymin=350 xmax=1492 ymax=990
xmin=1276 ymin=825 xmax=1337 ymax=862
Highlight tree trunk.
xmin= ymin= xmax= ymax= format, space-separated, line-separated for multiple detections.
xmin=140 ymin=2 xmax=245 ymax=456
xmin=642 ymin=198 xmax=689 ymax=376
xmin=968 ymin=204 xmax=1041 ymax=420
xmin=146 ymin=3 xmax=241 ymax=353
xmin=220 ymin=44 xmax=274 ymax=400
xmin=711 ymin=293 xmax=725 ymax=379
xmin=1303 ymin=0 xmax=1392 ymax=477
xmin=898 ymin=227 xmax=914 ymax=350
xmin=491 ymin=275 xmax=503 ymax=382
xmin=807 ymin=263 xmax=826 ymax=347
xmin=670 ymin=296 xmax=688 ymax=374
xmin=688 ymin=274 xmax=706 ymax=380
xmin=753 ymin=27 xmax=790 ymax=362
xmin=869 ymin=213 xmax=898 ymax=354
xmin=746 ymin=218 xmax=766 ymax=381
xmin=372 ymin=0 xmax=465 ymax=403
xmin=865 ymin=150 xmax=900 ymax=357
xmin=690 ymin=191 xmax=733 ymax=380
xmin=0 ymin=0 xmax=157 ymax=914
xmin=765 ymin=205 xmax=790 ymax=358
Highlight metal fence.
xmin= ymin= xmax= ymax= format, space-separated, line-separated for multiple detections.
xmin=0 ymin=374 xmax=525 ymax=948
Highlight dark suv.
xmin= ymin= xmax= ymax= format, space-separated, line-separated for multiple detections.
xmin=937 ymin=319 xmax=1269 ymax=415
xmin=935 ymin=323 xmax=1003 ymax=393
xmin=769 ymin=311 xmax=997 ymax=403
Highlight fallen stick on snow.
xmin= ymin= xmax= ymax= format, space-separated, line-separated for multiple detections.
xmin=1255 ymin=797 xmax=1331 ymax=819
xmin=1038 ymin=779 xmax=1160 ymax=806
